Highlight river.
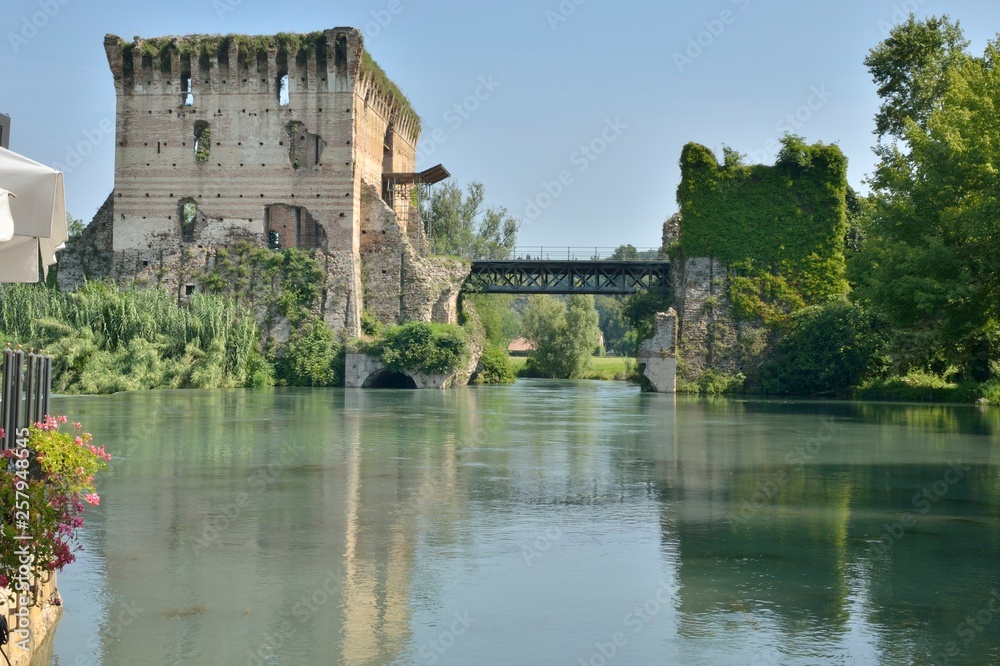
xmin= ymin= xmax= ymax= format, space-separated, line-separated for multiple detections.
xmin=41 ymin=381 xmax=1000 ymax=665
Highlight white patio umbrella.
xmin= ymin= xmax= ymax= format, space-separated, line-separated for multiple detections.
xmin=0 ymin=147 xmax=68 ymax=283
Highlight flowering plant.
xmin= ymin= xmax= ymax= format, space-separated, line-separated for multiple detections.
xmin=0 ymin=416 xmax=110 ymax=597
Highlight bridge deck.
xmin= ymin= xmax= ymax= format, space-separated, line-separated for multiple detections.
xmin=467 ymin=260 xmax=671 ymax=295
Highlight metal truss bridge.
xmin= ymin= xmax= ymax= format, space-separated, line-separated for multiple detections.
xmin=467 ymin=256 xmax=671 ymax=295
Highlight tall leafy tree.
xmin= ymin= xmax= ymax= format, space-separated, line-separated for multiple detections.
xmin=424 ymin=181 xmax=519 ymax=259
xmin=855 ymin=18 xmax=1000 ymax=379
xmin=864 ymin=14 xmax=969 ymax=141
xmin=522 ymin=295 xmax=601 ymax=378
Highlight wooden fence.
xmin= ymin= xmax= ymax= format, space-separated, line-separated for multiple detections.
xmin=0 ymin=348 xmax=52 ymax=451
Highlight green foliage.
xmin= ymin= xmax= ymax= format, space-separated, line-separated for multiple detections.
xmin=361 ymin=309 xmax=383 ymax=337
xmin=621 ymin=287 xmax=673 ymax=348
xmin=609 ymin=244 xmax=659 ymax=261
xmin=864 ymin=15 xmax=969 ymax=140
xmin=855 ymin=371 xmax=978 ymax=403
xmin=757 ymin=301 xmax=889 ymax=395
xmin=197 ymin=242 xmax=324 ymax=330
xmin=678 ymin=136 xmax=850 ymax=322
xmin=0 ymin=282 xmax=267 ymax=393
xmin=66 ymin=212 xmax=86 ymax=238
xmin=594 ymin=296 xmax=628 ymax=355
xmin=195 ymin=123 xmax=211 ymax=162
xmin=425 ymin=182 xmax=519 ymax=260
xmin=0 ymin=418 xmax=110 ymax=590
xmin=474 ymin=345 xmax=517 ymax=385
xmin=375 ymin=322 xmax=469 ymax=375
xmin=696 ymin=368 xmax=746 ymax=395
xmin=522 ymin=295 xmax=601 ymax=379
xmin=854 ymin=20 xmax=1000 ymax=380
xmin=469 ymin=294 xmax=521 ymax=349
xmin=359 ymin=50 xmax=421 ymax=134
xmin=128 ymin=31 xmax=328 ymax=62
xmin=275 ymin=317 xmax=343 ymax=387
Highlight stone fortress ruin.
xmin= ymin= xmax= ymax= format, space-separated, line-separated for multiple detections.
xmin=58 ymin=28 xmax=468 ymax=337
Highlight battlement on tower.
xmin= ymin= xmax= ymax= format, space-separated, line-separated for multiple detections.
xmin=103 ymin=30 xmax=419 ymax=144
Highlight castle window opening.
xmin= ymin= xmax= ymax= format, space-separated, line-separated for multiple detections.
xmin=278 ymin=73 xmax=290 ymax=107
xmin=181 ymin=74 xmax=194 ymax=107
xmin=180 ymin=199 xmax=198 ymax=242
xmin=194 ymin=121 xmax=211 ymax=162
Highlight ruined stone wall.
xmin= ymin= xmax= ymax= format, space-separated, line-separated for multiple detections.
xmin=104 ymin=29 xmax=417 ymax=260
xmin=674 ymin=256 xmax=770 ymax=382
xmin=56 ymin=29 xmax=453 ymax=341
xmin=674 ymin=257 xmax=738 ymax=379
xmin=56 ymin=193 xmax=115 ymax=289
xmin=104 ymin=30 xmax=363 ymax=255
xmin=359 ymin=185 xmax=468 ymax=327
xmin=638 ymin=309 xmax=678 ymax=393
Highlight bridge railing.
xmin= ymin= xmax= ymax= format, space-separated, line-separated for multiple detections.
xmin=507 ymin=247 xmax=664 ymax=261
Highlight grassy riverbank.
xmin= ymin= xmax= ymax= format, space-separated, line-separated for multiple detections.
xmin=510 ymin=355 xmax=636 ymax=381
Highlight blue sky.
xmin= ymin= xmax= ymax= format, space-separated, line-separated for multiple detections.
xmin=3 ymin=0 xmax=1000 ymax=249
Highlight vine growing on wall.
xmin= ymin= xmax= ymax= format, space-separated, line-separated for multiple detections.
xmin=678 ymin=136 xmax=850 ymax=322
xmin=198 ymin=242 xmax=325 ymax=332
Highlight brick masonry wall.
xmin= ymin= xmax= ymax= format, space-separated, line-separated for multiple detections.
xmin=359 ymin=185 xmax=468 ymax=327
xmin=56 ymin=29 xmax=455 ymax=342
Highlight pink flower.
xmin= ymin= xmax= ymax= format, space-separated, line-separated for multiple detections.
xmin=0 ymin=574 xmax=8 ymax=588
xmin=83 ymin=493 xmax=100 ymax=506
xmin=73 ymin=422 xmax=82 ymax=430
xmin=57 ymin=416 xmax=68 ymax=424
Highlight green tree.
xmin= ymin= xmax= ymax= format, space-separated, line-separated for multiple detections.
xmin=275 ymin=317 xmax=343 ymax=387
xmin=609 ymin=244 xmax=658 ymax=261
xmin=864 ymin=14 xmax=969 ymax=141
xmin=470 ymin=293 xmax=521 ymax=349
xmin=594 ymin=295 xmax=629 ymax=355
xmin=425 ymin=181 xmax=519 ymax=259
xmin=854 ymin=19 xmax=1000 ymax=379
xmin=67 ymin=212 xmax=86 ymax=237
xmin=522 ymin=295 xmax=600 ymax=378
xmin=758 ymin=301 xmax=888 ymax=395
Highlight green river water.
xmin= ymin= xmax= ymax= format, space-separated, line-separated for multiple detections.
xmin=37 ymin=380 xmax=1000 ymax=665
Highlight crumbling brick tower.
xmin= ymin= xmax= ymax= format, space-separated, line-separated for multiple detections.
xmin=101 ymin=28 xmax=425 ymax=335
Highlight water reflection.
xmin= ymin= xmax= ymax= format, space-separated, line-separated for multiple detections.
xmin=46 ymin=386 xmax=1000 ymax=665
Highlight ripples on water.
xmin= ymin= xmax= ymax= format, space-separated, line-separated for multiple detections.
xmin=45 ymin=381 xmax=1000 ymax=665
